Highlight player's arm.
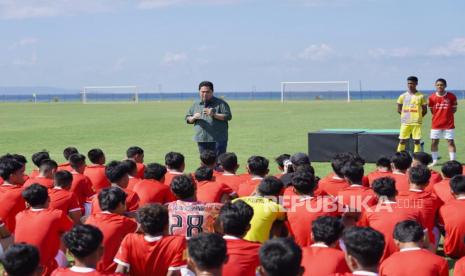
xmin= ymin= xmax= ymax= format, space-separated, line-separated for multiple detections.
xmin=422 ymin=104 xmax=428 ymax=117
xmin=397 ymin=104 xmax=403 ymax=114
xmin=186 ymin=105 xmax=201 ymax=124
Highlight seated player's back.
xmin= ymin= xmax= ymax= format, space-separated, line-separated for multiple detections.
xmin=23 ymin=176 xmax=54 ymax=189
xmin=337 ymin=185 xmax=377 ymax=212
xmin=90 ymin=188 xmax=139 ymax=214
xmin=434 ymin=178 xmax=454 ymax=204
xmin=126 ymin=176 xmax=142 ymax=191
xmin=132 ymin=178 xmax=174 ymax=205
xmin=84 ymin=164 xmax=110 ymax=192
xmin=302 ymin=244 xmax=350 ymax=276
xmin=70 ymin=171 xmax=95 ymax=208
xmin=215 ymin=173 xmax=243 ymax=192
xmin=0 ymin=184 xmax=25 ymax=232
xmin=389 ymin=172 xmax=410 ymax=192
xmin=196 ymin=180 xmax=234 ymax=203
xmin=454 ymin=256 xmax=465 ymax=276
xmin=163 ymin=171 xmax=183 ymax=186
xmin=439 ymin=197 xmax=465 ymax=258
xmin=237 ymin=177 xmax=263 ymax=197
xmin=48 ymin=187 xmax=81 ymax=214
xmin=367 ymin=170 xmax=392 ymax=186
xmin=222 ymin=235 xmax=260 ymax=276
xmin=380 ymin=248 xmax=448 ymax=276
xmin=318 ymin=174 xmax=349 ymax=197
xmin=57 ymin=162 xmax=73 ymax=172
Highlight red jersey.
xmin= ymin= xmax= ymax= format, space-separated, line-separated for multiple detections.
xmin=132 ymin=179 xmax=175 ymax=206
xmin=15 ymin=208 xmax=73 ymax=276
xmin=439 ymin=197 xmax=465 ymax=258
xmin=24 ymin=176 xmax=54 ymax=189
xmin=126 ymin=176 xmax=142 ymax=191
xmin=51 ymin=267 xmax=121 ymax=275
xmin=433 ymin=179 xmax=454 ymax=204
xmin=70 ymin=171 xmax=95 ymax=208
xmin=135 ymin=162 xmax=145 ymax=179
xmin=167 ymin=200 xmax=222 ymax=238
xmin=84 ymin=165 xmax=110 ymax=192
xmin=367 ymin=170 xmax=392 ymax=186
xmin=237 ymin=177 xmax=263 ymax=197
xmin=85 ymin=212 xmax=137 ymax=273
xmin=380 ymin=248 xmax=448 ymax=276
xmin=318 ymin=175 xmax=349 ymax=196
xmin=429 ymin=91 xmax=457 ymax=129
xmin=222 ymin=235 xmax=260 ymax=276
xmin=29 ymin=169 xmax=40 ymax=178
xmin=163 ymin=171 xmax=184 ymax=186
xmin=48 ymin=187 xmax=81 ymax=214
xmin=337 ymin=185 xmax=377 ymax=212
xmin=282 ymin=186 xmax=327 ymax=209
xmin=0 ymin=184 xmax=26 ymax=232
xmin=196 ymin=180 xmax=235 ymax=203
xmin=287 ymin=196 xmax=342 ymax=247
xmin=388 ymin=172 xmax=410 ymax=193
xmin=454 ymin=256 xmax=465 ymax=276
xmin=302 ymin=244 xmax=350 ymax=276
xmin=57 ymin=162 xmax=73 ymax=172
xmin=215 ymin=173 xmax=244 ymax=192
xmin=91 ymin=187 xmax=139 ymax=215
xmin=114 ymin=233 xmax=186 ymax=276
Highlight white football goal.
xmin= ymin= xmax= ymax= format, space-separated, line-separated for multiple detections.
xmin=280 ymin=81 xmax=350 ymax=103
xmin=81 ymin=86 xmax=139 ymax=103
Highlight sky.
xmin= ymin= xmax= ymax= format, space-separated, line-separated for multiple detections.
xmin=0 ymin=0 xmax=464 ymax=92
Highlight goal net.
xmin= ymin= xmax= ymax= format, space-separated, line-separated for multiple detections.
xmin=81 ymin=86 xmax=139 ymax=103
xmin=280 ymin=81 xmax=350 ymax=102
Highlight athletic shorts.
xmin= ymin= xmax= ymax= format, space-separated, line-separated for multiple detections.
xmin=431 ymin=129 xmax=455 ymax=140
xmin=399 ymin=124 xmax=422 ymax=140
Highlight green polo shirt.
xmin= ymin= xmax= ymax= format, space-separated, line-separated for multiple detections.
xmin=185 ymin=96 xmax=232 ymax=142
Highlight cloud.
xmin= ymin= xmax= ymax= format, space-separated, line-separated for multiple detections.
xmin=429 ymin=37 xmax=465 ymax=57
xmin=368 ymin=47 xmax=414 ymax=58
xmin=296 ymin=44 xmax=333 ymax=61
xmin=162 ymin=52 xmax=188 ymax=65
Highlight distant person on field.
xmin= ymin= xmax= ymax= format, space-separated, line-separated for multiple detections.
xmin=428 ymin=78 xmax=458 ymax=166
xmin=396 ymin=76 xmax=427 ymax=153
xmin=186 ymin=81 xmax=232 ymax=156
xmin=126 ymin=146 xmax=145 ymax=179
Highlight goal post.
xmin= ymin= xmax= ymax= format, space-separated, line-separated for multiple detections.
xmin=280 ymin=81 xmax=350 ymax=103
xmin=81 ymin=86 xmax=139 ymax=104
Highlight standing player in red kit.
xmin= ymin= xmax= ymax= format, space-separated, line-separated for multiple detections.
xmin=429 ymin=78 xmax=458 ymax=166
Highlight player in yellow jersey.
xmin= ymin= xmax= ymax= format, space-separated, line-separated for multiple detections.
xmin=396 ymin=76 xmax=428 ymax=153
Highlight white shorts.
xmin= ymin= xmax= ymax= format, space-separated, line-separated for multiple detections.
xmin=430 ymin=129 xmax=455 ymax=140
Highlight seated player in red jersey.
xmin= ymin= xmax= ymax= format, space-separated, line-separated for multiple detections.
xmin=68 ymin=154 xmax=94 ymax=211
xmin=167 ymin=175 xmax=222 ymax=238
xmin=302 ymin=216 xmax=350 ymax=276
xmin=85 ymin=187 xmax=138 ymax=273
xmin=286 ymin=171 xmax=342 ymax=247
xmin=439 ymin=175 xmax=465 ymax=258
xmin=215 ymin=152 xmax=243 ymax=192
xmin=412 ymin=152 xmax=442 ymax=191
xmin=434 ymin=160 xmax=463 ymax=204
xmin=84 ymin=149 xmax=110 ymax=192
xmin=53 ymin=224 xmax=117 ymax=276
xmin=388 ymin=151 xmax=412 ymax=193
xmin=49 ymin=171 xmax=82 ymax=224
xmin=194 ymin=166 xmax=236 ymax=203
xmin=338 ymin=161 xmax=377 ymax=212
xmin=237 ymin=156 xmax=269 ymax=197
xmin=187 ymin=233 xmax=228 ymax=276
xmin=258 ymin=238 xmax=303 ymax=276
xmin=122 ymin=160 xmax=142 ymax=191
xmin=15 ymin=184 xmax=73 ymax=276
xmin=30 ymin=151 xmax=51 ymax=178
xmin=358 ymin=177 xmax=424 ymax=262
xmin=333 ymin=227 xmax=385 ymax=276
xmin=318 ymin=153 xmax=352 ymax=196
xmin=396 ymin=165 xmax=441 ymax=247
xmin=0 ymin=243 xmax=42 ymax=276
xmin=454 ymin=238 xmax=465 ymax=276
xmin=90 ymin=161 xmax=139 ymax=216
xmin=24 ymin=159 xmax=58 ymax=189
xmin=379 ymin=220 xmax=448 ymax=276
xmin=133 ymin=163 xmax=176 ymax=205
xmin=3 ymin=154 xmax=30 ymax=183
xmin=0 ymin=157 xmax=27 ymax=232
xmin=218 ymin=201 xmax=260 ymax=276
xmin=163 ymin=152 xmax=185 ymax=186
xmin=279 ymin=152 xmax=312 ymax=187
xmin=126 ymin=146 xmax=145 ymax=179
xmin=199 ymin=150 xmax=222 ymax=177
xmin=57 ymin=147 xmax=79 ymax=172
xmin=273 ymin=153 xmax=291 ymax=179
xmin=114 ymin=204 xmax=187 ymax=276
xmin=367 ymin=157 xmax=392 ymax=186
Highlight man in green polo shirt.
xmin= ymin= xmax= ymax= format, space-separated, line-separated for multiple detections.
xmin=186 ymin=81 xmax=232 ymax=156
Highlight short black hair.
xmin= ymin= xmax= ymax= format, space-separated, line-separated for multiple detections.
xmin=435 ymin=78 xmax=447 ymax=86
xmin=171 ymin=175 xmax=195 ymax=199
xmin=342 ymin=226 xmax=385 ymax=268
xmin=372 ymin=177 xmax=397 ymax=198
xmin=0 ymin=243 xmax=40 ymax=276
xmin=88 ymin=148 xmax=105 ymax=164
xmin=376 ymin=157 xmax=391 ymax=168
xmin=312 ymin=216 xmax=344 ymax=245
xmin=137 ymin=204 xmax=169 ymax=236
xmin=63 ymin=147 xmax=79 ymax=161
xmin=450 ymin=175 xmax=465 ymax=195
xmin=39 ymin=159 xmax=58 ymax=173
xmin=292 ymin=171 xmax=317 ymax=195
xmin=63 ymin=224 xmax=103 ymax=259
xmin=22 ymin=184 xmax=48 ymax=207
xmin=257 ymin=176 xmax=283 ymax=196
xmin=0 ymin=158 xmax=23 ymax=180
xmin=290 ymin=152 xmax=310 ymax=167
xmin=407 ymin=76 xmax=418 ymax=84
xmin=31 ymin=151 xmax=50 ymax=167
xmin=275 ymin=154 xmax=291 ymax=169
xmin=165 ymin=152 xmax=185 ymax=170
xmin=121 ymin=159 xmax=137 ymax=176
xmin=10 ymin=154 xmax=27 ymax=165
xmin=391 ymin=151 xmax=412 ymax=171
xmin=259 ymin=238 xmax=302 ymax=276
xmin=341 ymin=161 xmax=364 ymax=184
xmin=219 ymin=200 xmax=254 ymax=236
xmin=188 ymin=233 xmax=226 ymax=270
xmin=198 ymin=81 xmax=214 ymax=91
xmin=219 ymin=152 xmax=238 ymax=172
xmin=393 ymin=220 xmax=424 ymax=243
xmin=247 ymin=156 xmax=269 ymax=176
xmin=200 ymin=150 xmax=217 ymax=166
xmin=412 ymin=152 xmax=433 ymax=166
xmin=195 ymin=166 xmax=213 ymax=182
xmin=69 ymin=153 xmax=86 ymax=170
xmin=331 ymin=153 xmax=352 ymax=177
xmin=54 ymin=170 xmax=73 ymax=188
xmin=441 ymin=161 xmax=463 ymax=178
xmin=408 ymin=165 xmax=431 ymax=186
xmin=126 ymin=146 xmax=144 ymax=158
xmin=144 ymin=163 xmax=167 ymax=181
xmin=98 ymin=187 xmax=127 ymax=211
xmin=105 ymin=161 xmax=129 ymax=183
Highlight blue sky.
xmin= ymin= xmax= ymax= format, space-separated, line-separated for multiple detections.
xmin=0 ymin=0 xmax=464 ymax=92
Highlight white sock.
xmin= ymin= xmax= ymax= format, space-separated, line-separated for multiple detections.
xmin=450 ymin=152 xmax=456 ymax=161
xmin=432 ymin=152 xmax=439 ymax=161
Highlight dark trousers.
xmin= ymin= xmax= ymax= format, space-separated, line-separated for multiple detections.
xmin=197 ymin=141 xmax=228 ymax=157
